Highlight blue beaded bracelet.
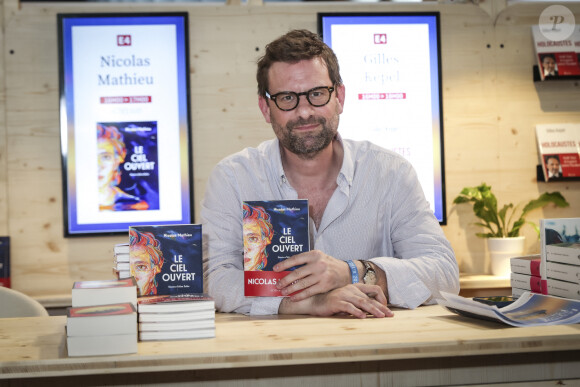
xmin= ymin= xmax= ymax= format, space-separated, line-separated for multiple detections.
xmin=346 ymin=260 xmax=359 ymax=284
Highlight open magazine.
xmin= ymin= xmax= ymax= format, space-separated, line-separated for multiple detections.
xmin=437 ymin=291 xmax=580 ymax=327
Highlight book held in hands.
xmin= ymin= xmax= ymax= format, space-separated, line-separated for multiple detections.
xmin=242 ymin=200 xmax=310 ymax=297
xmin=129 ymin=224 xmax=203 ymax=297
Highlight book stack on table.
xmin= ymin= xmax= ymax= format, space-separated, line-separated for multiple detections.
xmin=510 ymin=254 xmax=542 ymax=298
xmin=113 ymin=243 xmax=131 ymax=279
xmin=541 ymin=218 xmax=580 ymax=301
xmin=66 ymin=278 xmax=138 ymax=357
xmin=137 ymin=293 xmax=215 ymax=341
xmin=544 ymin=243 xmax=580 ymax=300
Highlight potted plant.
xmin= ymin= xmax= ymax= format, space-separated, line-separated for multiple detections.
xmin=453 ymin=183 xmax=569 ymax=276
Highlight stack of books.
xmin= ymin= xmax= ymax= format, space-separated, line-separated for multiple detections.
xmin=113 ymin=243 xmax=131 ymax=279
xmin=541 ymin=218 xmax=580 ymax=301
xmin=66 ymin=303 xmax=138 ymax=357
xmin=66 ymin=278 xmax=138 ymax=356
xmin=137 ymin=293 xmax=215 ymax=341
xmin=510 ymin=254 xmax=542 ymax=298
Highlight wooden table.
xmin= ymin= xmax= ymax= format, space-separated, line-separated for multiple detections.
xmin=1 ymin=305 xmax=579 ymax=386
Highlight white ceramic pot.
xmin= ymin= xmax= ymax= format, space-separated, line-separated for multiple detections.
xmin=487 ymin=236 xmax=526 ymax=277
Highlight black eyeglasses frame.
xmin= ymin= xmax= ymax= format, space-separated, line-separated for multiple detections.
xmin=265 ymin=86 xmax=335 ymax=111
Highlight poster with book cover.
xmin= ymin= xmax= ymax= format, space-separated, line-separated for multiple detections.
xmin=243 ymin=200 xmax=309 ymax=297
xmin=532 ymin=25 xmax=580 ymax=81
xmin=535 ymin=123 xmax=580 ymax=182
xmin=58 ymin=13 xmax=193 ymax=236
xmin=98 ymin=121 xmax=159 ymax=212
xmin=129 ymin=224 xmax=203 ymax=297
xmin=540 ymin=218 xmax=580 ymax=293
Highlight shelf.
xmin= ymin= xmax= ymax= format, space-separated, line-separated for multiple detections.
xmin=533 ymin=65 xmax=580 ymax=83
xmin=536 ymin=164 xmax=580 ymax=182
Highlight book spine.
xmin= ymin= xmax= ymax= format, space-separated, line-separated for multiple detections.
xmin=510 ymin=257 xmax=541 ymax=277
xmin=545 ymin=245 xmax=580 ymax=266
xmin=540 ymin=219 xmax=548 ymax=294
xmin=510 ymin=272 xmax=543 ymax=293
xmin=546 ymin=261 xmax=580 ymax=284
xmin=0 ymin=236 xmax=10 ymax=288
xmin=546 ymin=278 xmax=580 ymax=300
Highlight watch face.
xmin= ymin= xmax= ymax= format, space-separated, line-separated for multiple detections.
xmin=364 ymin=268 xmax=377 ymax=285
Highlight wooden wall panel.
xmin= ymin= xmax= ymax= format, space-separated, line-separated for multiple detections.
xmin=0 ymin=0 xmax=579 ymax=300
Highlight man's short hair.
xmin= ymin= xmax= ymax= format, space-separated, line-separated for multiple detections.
xmin=256 ymin=29 xmax=342 ymax=98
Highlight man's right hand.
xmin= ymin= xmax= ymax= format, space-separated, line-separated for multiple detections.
xmin=278 ymin=283 xmax=393 ymax=319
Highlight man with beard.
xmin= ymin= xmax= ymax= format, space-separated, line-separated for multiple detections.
xmin=201 ymin=29 xmax=459 ymax=318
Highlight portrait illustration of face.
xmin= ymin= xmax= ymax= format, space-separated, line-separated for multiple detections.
xmin=98 ymin=139 xmax=120 ymax=191
xmin=97 ymin=124 xmax=129 ymax=211
xmin=243 ymin=204 xmax=273 ymax=271
xmin=129 ymin=229 xmax=164 ymax=296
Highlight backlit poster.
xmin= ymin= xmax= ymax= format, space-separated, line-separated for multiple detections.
xmin=58 ymin=13 xmax=193 ymax=236
xmin=319 ymin=13 xmax=446 ymax=224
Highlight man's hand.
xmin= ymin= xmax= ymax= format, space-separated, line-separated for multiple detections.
xmin=279 ymin=283 xmax=393 ymax=319
xmin=274 ymin=250 xmax=351 ymax=300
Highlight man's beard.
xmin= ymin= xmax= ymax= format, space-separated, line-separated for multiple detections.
xmin=272 ymin=115 xmax=339 ymax=160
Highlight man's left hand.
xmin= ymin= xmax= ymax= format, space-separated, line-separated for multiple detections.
xmin=273 ymin=250 xmax=351 ymax=301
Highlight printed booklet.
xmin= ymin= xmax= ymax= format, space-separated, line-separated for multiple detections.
xmin=243 ymin=200 xmax=309 ymax=297
xmin=129 ymin=224 xmax=203 ymax=297
xmin=438 ymin=291 xmax=580 ymax=327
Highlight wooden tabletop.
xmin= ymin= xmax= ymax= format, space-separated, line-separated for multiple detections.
xmin=1 ymin=304 xmax=580 ymax=380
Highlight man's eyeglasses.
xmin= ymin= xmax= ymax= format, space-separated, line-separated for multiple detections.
xmin=265 ymin=86 xmax=335 ymax=111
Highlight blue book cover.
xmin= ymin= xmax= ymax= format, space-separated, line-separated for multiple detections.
xmin=242 ymin=200 xmax=309 ymax=297
xmin=129 ymin=224 xmax=202 ymax=297
xmin=97 ymin=121 xmax=159 ymax=212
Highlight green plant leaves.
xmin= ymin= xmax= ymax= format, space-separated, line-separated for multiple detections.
xmin=453 ymin=183 xmax=570 ymax=238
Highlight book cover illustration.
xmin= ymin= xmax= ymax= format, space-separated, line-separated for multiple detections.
xmin=535 ymin=123 xmax=580 ymax=182
xmin=0 ymin=236 xmax=9 ymax=288
xmin=129 ymin=224 xmax=203 ymax=297
xmin=243 ymin=200 xmax=309 ymax=297
xmin=97 ymin=121 xmax=159 ymax=212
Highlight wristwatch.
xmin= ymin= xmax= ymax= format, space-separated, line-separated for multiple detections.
xmin=362 ymin=261 xmax=377 ymax=285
